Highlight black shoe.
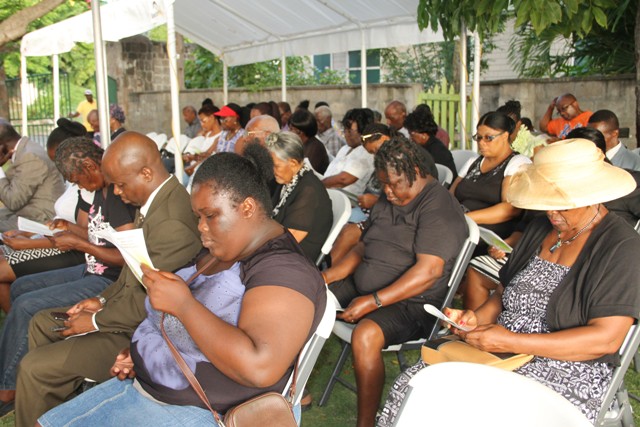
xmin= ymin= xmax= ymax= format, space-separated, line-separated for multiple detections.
xmin=0 ymin=400 xmax=14 ymax=417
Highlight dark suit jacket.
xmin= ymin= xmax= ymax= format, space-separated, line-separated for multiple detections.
xmin=96 ymin=176 xmax=201 ymax=334
xmin=0 ymin=137 xmax=65 ymax=221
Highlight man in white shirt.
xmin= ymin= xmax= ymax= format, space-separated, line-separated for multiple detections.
xmin=588 ymin=110 xmax=640 ymax=171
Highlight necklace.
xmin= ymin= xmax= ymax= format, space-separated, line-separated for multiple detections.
xmin=549 ymin=205 xmax=600 ymax=253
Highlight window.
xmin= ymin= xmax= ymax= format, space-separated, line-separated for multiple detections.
xmin=348 ymin=49 xmax=380 ymax=84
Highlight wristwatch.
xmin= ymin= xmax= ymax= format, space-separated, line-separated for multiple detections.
xmin=96 ymin=295 xmax=107 ymax=307
xmin=372 ymin=292 xmax=383 ymax=308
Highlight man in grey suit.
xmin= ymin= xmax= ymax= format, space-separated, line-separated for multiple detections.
xmin=0 ymin=120 xmax=65 ymax=231
xmin=13 ymin=132 xmax=202 ymax=427
xmin=588 ymin=110 xmax=640 ymax=171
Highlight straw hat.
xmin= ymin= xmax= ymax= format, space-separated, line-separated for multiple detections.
xmin=506 ymin=138 xmax=636 ymax=210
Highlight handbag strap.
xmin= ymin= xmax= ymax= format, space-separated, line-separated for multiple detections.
xmin=159 ymin=257 xmax=301 ymax=425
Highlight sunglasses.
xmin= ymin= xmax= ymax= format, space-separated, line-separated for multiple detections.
xmin=472 ymin=131 xmax=505 ymax=142
xmin=361 ymin=132 xmax=383 ymax=144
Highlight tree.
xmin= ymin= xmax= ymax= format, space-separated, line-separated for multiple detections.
xmin=0 ymin=0 xmax=67 ymax=50
xmin=417 ymin=0 xmax=638 ymax=134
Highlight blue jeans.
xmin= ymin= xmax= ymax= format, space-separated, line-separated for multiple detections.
xmin=39 ymin=378 xmax=302 ymax=426
xmin=0 ymin=264 xmax=112 ymax=389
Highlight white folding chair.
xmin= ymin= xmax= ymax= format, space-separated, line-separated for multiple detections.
xmin=318 ymin=216 xmax=479 ymax=406
xmin=283 ymin=287 xmax=336 ymax=411
xmin=315 ymin=189 xmax=351 ymax=267
xmin=393 ymin=362 xmax=591 ymax=427
xmin=597 ymin=323 xmax=640 ymax=427
xmin=451 ymin=149 xmax=479 ymax=173
xmin=435 ymin=163 xmax=453 ymax=187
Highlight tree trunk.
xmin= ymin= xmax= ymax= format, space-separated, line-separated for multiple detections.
xmin=636 ymin=4 xmax=640 ymax=147
xmin=0 ymin=64 xmax=8 ymax=119
xmin=0 ymin=0 xmax=66 ymax=49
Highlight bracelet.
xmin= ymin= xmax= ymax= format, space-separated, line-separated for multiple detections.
xmin=96 ymin=295 xmax=107 ymax=307
xmin=372 ymin=292 xmax=382 ymax=308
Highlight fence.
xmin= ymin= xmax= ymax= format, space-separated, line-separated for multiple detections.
xmin=416 ymin=78 xmax=472 ymax=150
xmin=5 ymin=73 xmax=72 ymax=147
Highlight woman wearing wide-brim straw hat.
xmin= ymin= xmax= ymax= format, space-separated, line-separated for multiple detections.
xmin=378 ymin=138 xmax=640 ymax=425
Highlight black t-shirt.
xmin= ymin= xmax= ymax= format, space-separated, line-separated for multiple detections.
xmin=355 ymin=179 xmax=467 ymax=303
xmin=272 ymin=171 xmax=333 ymax=261
xmin=135 ymin=231 xmax=327 ymax=412
xmin=81 ymin=184 xmax=136 ymax=280
xmin=424 ymin=136 xmax=457 ymax=178
xmin=304 ymin=136 xmax=330 ymax=175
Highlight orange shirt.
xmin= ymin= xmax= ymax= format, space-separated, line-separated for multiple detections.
xmin=547 ymin=111 xmax=592 ymax=139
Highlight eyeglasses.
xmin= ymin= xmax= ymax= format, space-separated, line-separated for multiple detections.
xmin=361 ymin=132 xmax=383 ymax=144
xmin=557 ymin=102 xmax=574 ymax=113
xmin=472 ymin=131 xmax=505 ymax=142
xmin=247 ymin=130 xmax=267 ymax=137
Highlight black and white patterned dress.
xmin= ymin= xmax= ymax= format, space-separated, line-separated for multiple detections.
xmin=503 ymin=256 xmax=612 ymax=423
xmin=378 ymin=255 xmax=612 ymax=426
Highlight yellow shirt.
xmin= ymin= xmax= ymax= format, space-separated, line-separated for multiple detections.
xmin=76 ymin=99 xmax=97 ymax=131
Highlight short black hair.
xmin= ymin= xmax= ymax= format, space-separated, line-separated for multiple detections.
xmin=497 ymin=100 xmax=522 ymax=121
xmin=404 ymin=109 xmax=438 ymax=137
xmin=566 ymin=127 xmax=608 ymax=156
xmin=47 ymin=118 xmax=87 ymax=151
xmin=374 ymin=136 xmax=429 ymax=186
xmin=55 ymin=136 xmax=104 ymax=180
xmin=289 ymin=109 xmax=318 ymax=138
xmin=477 ymin=111 xmax=516 ymax=134
xmin=342 ymin=108 xmax=374 ymax=134
xmin=192 ymin=152 xmax=272 ymax=214
xmin=588 ymin=109 xmax=620 ymax=130
xmin=0 ymin=119 xmax=20 ymax=146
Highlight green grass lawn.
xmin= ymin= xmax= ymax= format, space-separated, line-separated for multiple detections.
xmin=1 ymin=309 xmax=640 ymax=427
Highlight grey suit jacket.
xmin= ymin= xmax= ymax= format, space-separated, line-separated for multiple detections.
xmin=96 ymin=175 xmax=202 ymax=335
xmin=611 ymin=144 xmax=640 ymax=171
xmin=0 ymin=137 xmax=65 ymax=221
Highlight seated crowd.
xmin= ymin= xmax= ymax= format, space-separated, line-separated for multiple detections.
xmin=0 ymin=91 xmax=638 ymax=427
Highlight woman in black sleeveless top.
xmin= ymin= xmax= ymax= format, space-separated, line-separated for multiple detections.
xmin=450 ymin=112 xmax=531 ymax=240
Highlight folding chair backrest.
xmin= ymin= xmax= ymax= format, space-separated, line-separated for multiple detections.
xmin=595 ymin=321 xmax=640 ymax=426
xmin=427 ymin=215 xmax=479 ymax=340
xmin=316 ymin=189 xmax=351 ymax=266
xmin=451 ymin=149 xmax=479 ymax=173
xmin=435 ymin=164 xmax=453 ymax=187
xmin=283 ymin=287 xmax=336 ymax=406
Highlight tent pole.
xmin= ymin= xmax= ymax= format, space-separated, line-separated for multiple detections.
xmin=166 ymin=0 xmax=183 ymax=178
xmin=281 ymin=49 xmax=287 ymax=102
xmin=53 ymin=54 xmax=60 ymax=124
xmin=360 ymin=29 xmax=367 ymax=108
xmin=223 ymin=61 xmax=228 ymax=105
xmin=91 ymin=0 xmax=110 ymax=147
xmin=20 ymin=55 xmax=28 ymax=136
xmin=471 ymin=31 xmax=481 ymax=152
xmin=458 ymin=20 xmax=467 ymax=150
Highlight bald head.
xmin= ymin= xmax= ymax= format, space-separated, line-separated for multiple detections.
xmin=235 ymin=115 xmax=281 ymax=154
xmin=102 ymin=131 xmax=169 ymax=206
xmin=384 ymin=100 xmax=407 ymax=131
xmin=555 ymin=93 xmax=581 ymax=120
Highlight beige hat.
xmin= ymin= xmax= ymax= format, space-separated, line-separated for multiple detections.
xmin=507 ymin=138 xmax=636 ymax=210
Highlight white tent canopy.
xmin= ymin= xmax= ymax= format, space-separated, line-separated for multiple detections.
xmin=22 ymin=0 xmax=442 ymax=65
xmin=19 ymin=0 xmax=484 ymax=149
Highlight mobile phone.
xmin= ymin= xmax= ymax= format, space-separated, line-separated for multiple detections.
xmin=50 ymin=311 xmax=70 ymax=321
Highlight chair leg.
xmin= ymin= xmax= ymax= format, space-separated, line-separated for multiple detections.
xmin=634 ymin=350 xmax=640 ymax=373
xmin=319 ymin=341 xmax=352 ymax=407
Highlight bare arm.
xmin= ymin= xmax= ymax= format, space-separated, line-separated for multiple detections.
xmin=142 ymin=266 xmax=315 ymax=388
xmin=539 ymin=98 xmax=557 ymax=134
xmin=448 ymin=176 xmax=463 ymax=196
xmin=288 ymin=229 xmax=308 ymax=243
xmin=323 ymin=172 xmax=358 ymax=188
xmin=323 ymin=241 xmax=364 ymax=284
xmin=466 ymin=176 xmax=521 ymax=225
xmin=51 ymin=222 xmax=135 ymax=266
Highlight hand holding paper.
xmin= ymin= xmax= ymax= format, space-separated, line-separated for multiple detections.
xmin=94 ymin=225 xmax=155 ymax=286
xmin=18 ymin=216 xmax=64 ymax=237
xmin=424 ymin=304 xmax=473 ymax=332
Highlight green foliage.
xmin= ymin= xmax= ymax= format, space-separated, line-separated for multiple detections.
xmin=184 ymin=45 xmax=346 ymax=90
xmin=510 ymin=1 xmax=635 ymax=77
xmin=417 ymin=0 xmax=619 ymax=41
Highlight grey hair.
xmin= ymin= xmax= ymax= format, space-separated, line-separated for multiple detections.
xmin=265 ymin=131 xmax=304 ymax=162
xmin=246 ymin=114 xmax=281 ymax=133
xmin=314 ymin=105 xmax=332 ymax=120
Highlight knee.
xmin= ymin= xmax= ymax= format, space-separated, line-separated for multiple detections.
xmin=351 ymin=319 xmax=385 ymax=357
